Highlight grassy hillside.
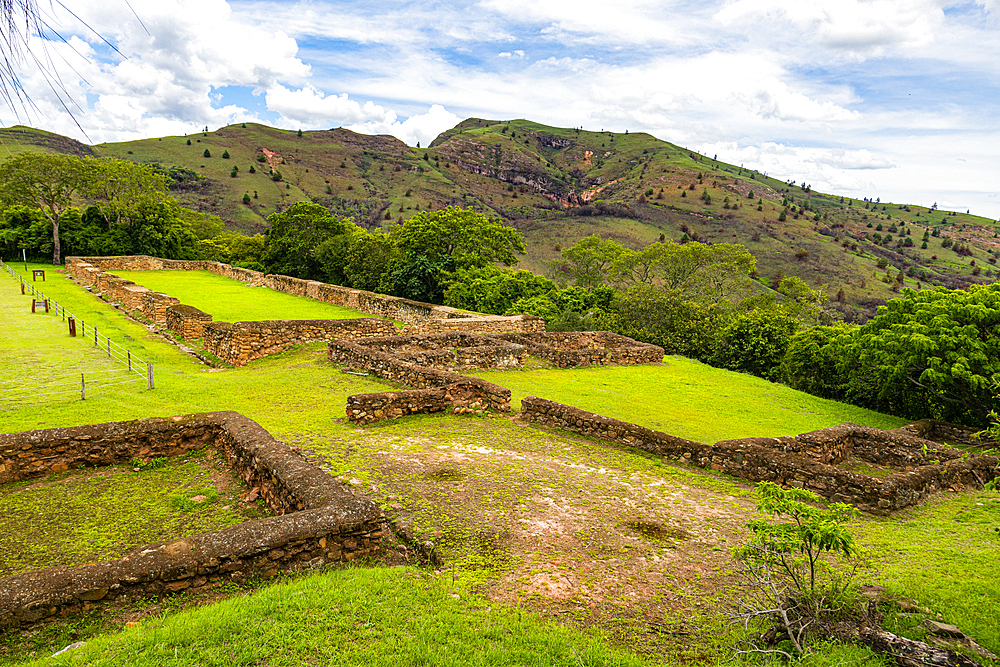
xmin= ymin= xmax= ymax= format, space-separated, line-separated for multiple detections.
xmin=3 ymin=120 xmax=999 ymax=320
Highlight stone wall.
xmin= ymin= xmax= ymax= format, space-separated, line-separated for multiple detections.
xmin=166 ymin=304 xmax=214 ymax=340
xmin=346 ymin=380 xmax=499 ymax=424
xmin=0 ymin=412 xmax=386 ymax=628
xmin=352 ymin=332 xmax=526 ymax=371
xmin=406 ymin=313 xmax=546 ymax=335
xmin=121 ymin=284 xmax=149 ymax=310
xmin=329 ymin=337 xmax=512 ymax=418
xmin=204 ymin=318 xmax=399 ymax=366
xmin=140 ymin=291 xmax=180 ymax=325
xmin=65 ymin=255 xmax=541 ymax=332
xmin=519 ymin=397 xmax=999 ymax=514
xmin=497 ymin=331 xmax=664 ymax=367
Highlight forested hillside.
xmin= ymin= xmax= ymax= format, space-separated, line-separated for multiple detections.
xmin=1 ymin=120 xmax=997 ymax=322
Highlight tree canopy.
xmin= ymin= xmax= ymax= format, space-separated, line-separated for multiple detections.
xmin=391 ymin=206 xmax=525 ymax=269
xmin=843 ymin=284 xmax=1000 ymax=424
xmin=0 ymin=153 xmax=92 ymax=264
xmin=0 ymin=153 xmax=174 ymax=264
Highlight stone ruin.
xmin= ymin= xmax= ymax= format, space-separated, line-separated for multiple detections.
xmin=64 ymin=255 xmax=545 ymax=367
xmin=331 ymin=331 xmax=667 ymax=424
xmin=0 ymin=412 xmax=389 ymax=628
xmin=520 ymin=397 xmax=999 ymax=515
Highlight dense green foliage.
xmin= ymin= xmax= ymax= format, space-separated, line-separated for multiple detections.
xmin=0 ymin=154 xmax=174 ymax=264
xmin=247 ymin=204 xmax=526 ymax=304
xmin=1 ymin=204 xmax=200 ymax=261
xmin=777 ymin=285 xmax=1000 ymax=425
xmin=713 ymin=307 xmax=799 ymax=381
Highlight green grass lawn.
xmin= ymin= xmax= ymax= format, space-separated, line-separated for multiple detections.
xmin=471 ymin=360 xmax=907 ymax=444
xmin=0 ymin=453 xmax=265 ymax=578
xmin=0 ymin=263 xmax=386 ymax=440
xmin=857 ymin=489 xmax=1000 ymax=656
xmin=17 ymin=567 xmax=648 ymax=667
xmin=110 ymin=269 xmax=371 ymax=323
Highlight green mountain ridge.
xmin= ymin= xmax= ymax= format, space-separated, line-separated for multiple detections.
xmin=2 ymin=120 xmax=998 ymax=320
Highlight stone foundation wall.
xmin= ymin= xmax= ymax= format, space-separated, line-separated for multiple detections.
xmin=353 ymin=332 xmax=526 ymax=371
xmin=0 ymin=412 xmax=385 ymax=628
xmin=346 ymin=380 xmax=499 ymax=424
xmin=166 ymin=304 xmax=214 ymax=340
xmin=121 ymin=284 xmax=149 ymax=310
xmin=329 ymin=338 xmax=512 ymax=416
xmin=65 ymin=255 xmax=543 ymax=332
xmin=140 ymin=292 xmax=180 ymax=325
xmin=519 ymin=397 xmax=999 ymax=514
xmin=204 ymin=318 xmax=398 ymax=367
xmin=497 ymin=331 xmax=664 ymax=367
xmin=406 ymin=313 xmax=545 ymax=335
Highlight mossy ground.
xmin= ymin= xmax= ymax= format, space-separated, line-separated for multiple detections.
xmin=0 ymin=449 xmax=269 ymax=578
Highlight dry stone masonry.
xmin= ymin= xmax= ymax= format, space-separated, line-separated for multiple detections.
xmin=519 ymin=397 xmax=998 ymax=514
xmin=330 ymin=333 xmax=519 ymax=423
xmin=497 ymin=331 xmax=664 ymax=367
xmin=0 ymin=412 xmax=386 ymax=628
xmin=65 ymin=255 xmax=544 ymax=337
xmin=332 ymin=331 xmax=665 ymax=424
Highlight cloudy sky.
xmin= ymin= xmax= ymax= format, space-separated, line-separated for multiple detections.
xmin=3 ymin=0 xmax=998 ymax=218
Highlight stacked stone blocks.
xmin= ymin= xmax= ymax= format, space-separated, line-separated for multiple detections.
xmin=0 ymin=412 xmax=386 ymax=628
xmin=519 ymin=397 xmax=998 ymax=514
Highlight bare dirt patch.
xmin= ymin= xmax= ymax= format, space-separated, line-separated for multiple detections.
xmin=300 ymin=414 xmax=759 ymax=660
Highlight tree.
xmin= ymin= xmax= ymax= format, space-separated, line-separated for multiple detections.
xmin=342 ymin=230 xmax=398 ymax=293
xmin=554 ymin=234 xmax=628 ymax=289
xmin=203 ymin=149 xmax=211 ymax=158
xmin=780 ymin=325 xmax=851 ymax=399
xmin=222 ymin=150 xmax=230 ymax=159
xmin=87 ymin=158 xmax=171 ymax=229
xmin=0 ymin=153 xmax=93 ymax=264
xmin=392 ymin=206 xmax=525 ymax=270
xmin=713 ymin=307 xmax=799 ymax=381
xmin=442 ymin=265 xmax=555 ymax=315
xmin=842 ymin=284 xmax=1000 ymax=425
xmin=732 ymin=482 xmax=860 ymax=658
xmin=262 ymin=201 xmax=357 ymax=279
xmin=607 ymin=285 xmax=724 ymax=359
xmin=609 ymin=240 xmax=755 ymax=303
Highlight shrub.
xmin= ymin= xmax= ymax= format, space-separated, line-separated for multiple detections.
xmin=780 ymin=325 xmax=850 ymax=399
xmin=732 ymin=482 xmax=861 ymax=657
xmin=713 ymin=308 xmax=798 ymax=381
xmin=203 ymin=149 xmax=211 ymax=158
xmin=242 ymin=193 xmax=251 ymax=204
xmin=222 ymin=150 xmax=230 ymax=159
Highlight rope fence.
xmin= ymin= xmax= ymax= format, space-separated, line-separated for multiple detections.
xmin=0 ymin=257 xmax=154 ymax=404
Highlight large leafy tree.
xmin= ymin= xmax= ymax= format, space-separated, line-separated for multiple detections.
xmin=262 ymin=201 xmax=358 ymax=279
xmin=88 ymin=158 xmax=171 ymax=227
xmin=611 ymin=240 xmax=756 ymax=301
xmin=442 ymin=265 xmax=555 ymax=315
xmin=0 ymin=152 xmax=93 ymax=264
xmin=554 ymin=234 xmax=628 ymax=289
xmin=392 ymin=206 xmax=525 ymax=269
xmin=843 ymin=284 xmax=1000 ymax=425
xmin=0 ymin=154 xmax=175 ymax=264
